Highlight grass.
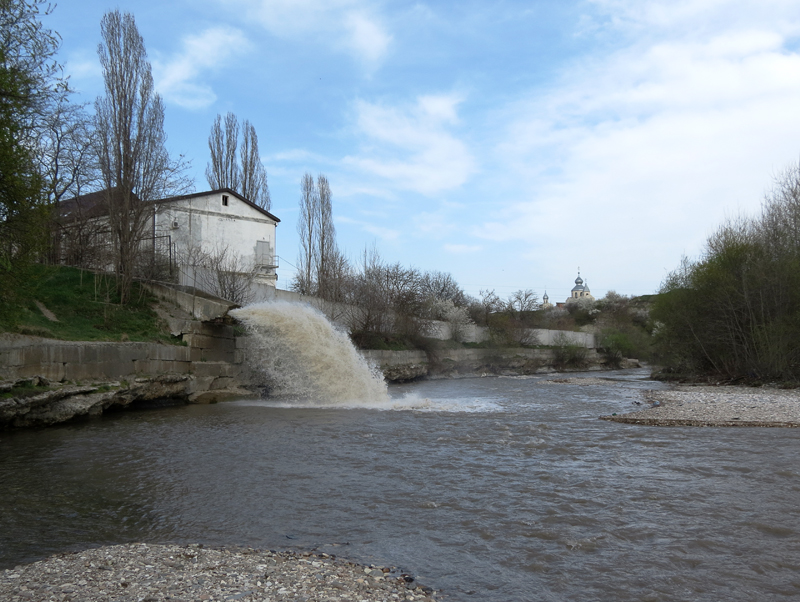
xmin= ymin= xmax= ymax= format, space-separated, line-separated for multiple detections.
xmin=0 ymin=264 xmax=177 ymax=344
xmin=0 ymin=381 xmax=54 ymax=399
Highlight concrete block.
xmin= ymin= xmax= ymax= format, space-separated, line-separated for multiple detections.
xmin=133 ymin=360 xmax=161 ymax=374
xmin=190 ymin=376 xmax=216 ymax=393
xmin=171 ymin=360 xmax=192 ymax=374
xmin=64 ymin=360 xmax=133 ymax=381
xmin=192 ymin=361 xmax=237 ymax=378
xmin=17 ymin=362 xmax=65 ymax=381
xmin=183 ymin=333 xmax=235 ymax=351
xmin=146 ymin=344 xmax=191 ymax=362
xmin=18 ymin=346 xmax=46 ymax=365
xmin=197 ymin=323 xmax=234 ymax=339
xmin=210 ymin=376 xmax=236 ymax=390
xmin=200 ymin=349 xmax=235 ymax=363
xmin=142 ymin=281 xmax=238 ymax=322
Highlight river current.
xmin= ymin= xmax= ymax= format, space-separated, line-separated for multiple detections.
xmin=1 ymin=368 xmax=799 ymax=601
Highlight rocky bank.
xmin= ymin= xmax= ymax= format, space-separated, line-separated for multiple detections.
xmin=0 ymin=543 xmax=438 ymax=602
xmin=601 ymin=384 xmax=800 ymax=427
xmin=0 ymin=375 xmax=253 ymax=430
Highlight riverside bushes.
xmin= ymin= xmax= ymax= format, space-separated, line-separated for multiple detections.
xmin=652 ymin=162 xmax=800 ymax=383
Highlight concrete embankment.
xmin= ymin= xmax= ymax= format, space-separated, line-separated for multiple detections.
xmin=0 ymin=327 xmax=630 ymax=428
xmin=0 ymin=313 xmax=257 ymax=428
xmin=362 ymin=347 xmax=630 ymax=382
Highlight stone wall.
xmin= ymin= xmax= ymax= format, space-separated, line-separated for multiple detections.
xmin=0 ymin=318 xmax=253 ymax=404
xmin=142 ymin=282 xmax=239 ymax=322
xmin=258 ymin=288 xmax=597 ymax=348
xmin=361 ymin=347 xmax=607 ymax=382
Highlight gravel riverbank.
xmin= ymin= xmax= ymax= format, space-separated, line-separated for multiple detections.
xmin=601 ymin=384 xmax=800 ymax=427
xmin=0 ymin=543 xmax=438 ymax=602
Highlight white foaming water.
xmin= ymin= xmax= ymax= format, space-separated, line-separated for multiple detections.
xmin=231 ymin=392 xmax=503 ymax=413
xmin=231 ymin=301 xmax=390 ymax=405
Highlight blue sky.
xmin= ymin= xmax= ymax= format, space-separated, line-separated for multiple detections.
xmin=46 ymin=0 xmax=800 ymax=301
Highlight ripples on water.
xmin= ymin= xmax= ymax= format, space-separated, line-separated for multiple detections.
xmin=1 ymin=369 xmax=799 ymax=601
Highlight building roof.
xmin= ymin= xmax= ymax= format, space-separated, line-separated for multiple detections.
xmin=155 ymin=188 xmax=281 ymax=223
xmin=570 ymin=271 xmax=591 ymax=294
xmin=56 ymin=189 xmax=142 ymax=223
xmin=571 ymin=273 xmax=586 ymax=292
xmin=58 ymin=188 xmax=281 ymax=224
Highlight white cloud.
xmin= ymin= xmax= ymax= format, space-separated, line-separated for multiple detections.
xmin=482 ymin=0 xmax=800 ymax=293
xmin=343 ymin=12 xmax=392 ymax=67
xmin=64 ymin=53 xmax=102 ymax=87
xmin=226 ymin=0 xmax=391 ymax=68
xmin=337 ymin=216 xmax=400 ymax=240
xmin=154 ymin=26 xmax=250 ymax=110
xmin=444 ymin=244 xmax=482 ymax=254
xmin=343 ymin=94 xmax=476 ymax=195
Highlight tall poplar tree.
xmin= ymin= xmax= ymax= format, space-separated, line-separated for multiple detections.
xmin=205 ymin=112 xmax=270 ymax=210
xmin=94 ymin=9 xmax=189 ymax=303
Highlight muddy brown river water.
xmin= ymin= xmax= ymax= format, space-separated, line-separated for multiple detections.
xmin=1 ymin=369 xmax=799 ymax=601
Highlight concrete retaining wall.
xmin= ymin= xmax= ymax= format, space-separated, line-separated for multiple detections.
xmin=142 ymin=282 xmax=239 ymax=322
xmin=361 ymin=347 xmax=604 ymax=381
xmin=260 ymin=289 xmax=597 ymax=348
xmin=0 ymin=316 xmax=254 ymax=402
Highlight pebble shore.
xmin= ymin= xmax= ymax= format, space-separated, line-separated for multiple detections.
xmin=602 ymin=385 xmax=800 ymax=427
xmin=0 ymin=543 xmax=438 ymax=602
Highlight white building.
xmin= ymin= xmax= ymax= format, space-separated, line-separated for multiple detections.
xmin=154 ymin=188 xmax=280 ymax=288
xmin=56 ymin=188 xmax=281 ymax=301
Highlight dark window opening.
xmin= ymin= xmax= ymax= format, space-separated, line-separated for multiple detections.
xmin=222 ymin=195 xmax=229 ymax=206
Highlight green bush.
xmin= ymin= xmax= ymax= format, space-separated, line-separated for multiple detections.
xmin=551 ymin=333 xmax=588 ymax=369
xmin=652 ymin=163 xmax=800 ymax=383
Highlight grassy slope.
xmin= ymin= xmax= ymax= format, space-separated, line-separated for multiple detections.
xmin=0 ymin=265 xmax=177 ymax=344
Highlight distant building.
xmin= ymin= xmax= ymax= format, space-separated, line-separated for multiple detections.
xmin=541 ymin=291 xmax=552 ymax=309
xmin=567 ymin=270 xmax=594 ymax=303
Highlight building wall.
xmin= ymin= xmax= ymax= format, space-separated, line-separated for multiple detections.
xmin=155 ymin=191 xmax=277 ymax=283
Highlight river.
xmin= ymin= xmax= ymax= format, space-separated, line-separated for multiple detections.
xmin=1 ymin=368 xmax=799 ymax=601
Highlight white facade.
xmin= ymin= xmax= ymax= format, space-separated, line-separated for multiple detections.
xmin=153 ymin=189 xmax=280 ymax=287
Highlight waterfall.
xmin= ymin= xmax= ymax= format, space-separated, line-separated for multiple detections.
xmin=230 ymin=301 xmax=390 ymax=405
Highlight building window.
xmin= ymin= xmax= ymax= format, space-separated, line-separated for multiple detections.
xmin=222 ymin=195 xmax=229 ymax=206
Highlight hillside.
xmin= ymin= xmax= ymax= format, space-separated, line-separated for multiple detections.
xmin=0 ymin=265 xmax=176 ymax=344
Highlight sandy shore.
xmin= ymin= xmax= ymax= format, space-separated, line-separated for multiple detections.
xmin=0 ymin=543 xmax=438 ymax=602
xmin=601 ymin=384 xmax=800 ymax=427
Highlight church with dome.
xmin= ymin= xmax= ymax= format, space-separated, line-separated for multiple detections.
xmin=540 ymin=270 xmax=594 ymax=309
xmin=567 ymin=270 xmax=593 ymax=303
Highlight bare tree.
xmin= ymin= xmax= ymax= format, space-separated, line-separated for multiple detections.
xmin=419 ymin=271 xmax=468 ymax=307
xmin=470 ymin=289 xmax=503 ymax=326
xmin=292 ymin=172 xmax=343 ymax=300
xmin=239 ymin=119 xmax=270 ymax=210
xmin=205 ymin=113 xmax=270 ymax=210
xmin=506 ymin=289 xmax=539 ymax=313
xmin=195 ymin=244 xmax=257 ymax=305
xmin=294 ymin=172 xmax=317 ymax=295
xmin=94 ymin=10 xmax=190 ymax=303
xmin=38 ymin=96 xmax=98 ymax=204
xmin=315 ymin=174 xmax=339 ymax=298
xmin=205 ymin=112 xmax=239 ymax=192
